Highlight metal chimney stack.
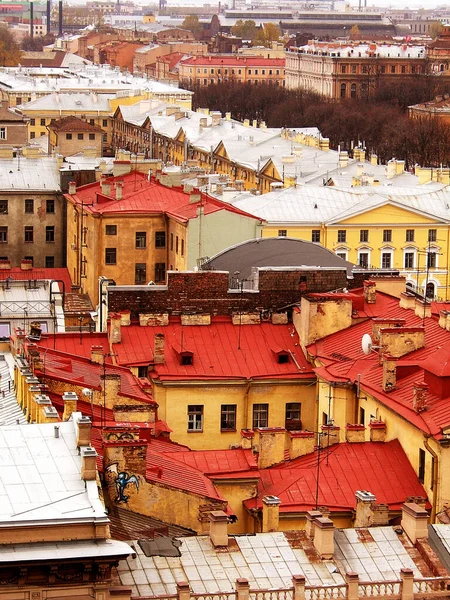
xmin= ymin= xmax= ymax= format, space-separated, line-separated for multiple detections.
xmin=30 ymin=1 xmax=34 ymax=39
xmin=58 ymin=0 xmax=63 ymax=36
xmin=47 ymin=0 xmax=51 ymax=35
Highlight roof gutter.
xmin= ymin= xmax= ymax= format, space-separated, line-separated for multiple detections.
xmin=423 ymin=434 xmax=438 ymax=523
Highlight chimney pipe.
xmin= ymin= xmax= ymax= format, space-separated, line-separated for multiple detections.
xmin=58 ymin=0 xmax=63 ymax=36
xmin=47 ymin=0 xmax=51 ymax=35
xmin=30 ymin=2 xmax=34 ymax=39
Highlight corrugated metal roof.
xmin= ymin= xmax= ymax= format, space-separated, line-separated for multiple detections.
xmin=253 ymin=440 xmax=427 ymax=512
xmin=0 ymin=157 xmax=60 ymax=191
xmin=308 ymin=289 xmax=450 ymax=439
xmin=227 ymin=185 xmax=450 ymax=224
xmin=114 ymin=317 xmax=314 ymax=381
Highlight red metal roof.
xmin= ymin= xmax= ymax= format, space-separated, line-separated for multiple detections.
xmin=146 ymin=449 xmax=227 ymax=501
xmin=166 ymin=448 xmax=258 ymax=476
xmin=0 ymin=267 xmax=72 ymax=289
xmin=308 ymin=290 xmax=450 ymax=439
xmin=244 ymin=440 xmax=428 ymax=513
xmin=32 ymin=346 xmax=154 ymax=404
xmin=113 ymin=316 xmax=314 ymax=381
xmin=38 ymin=332 xmax=111 ymax=359
xmin=65 ymin=172 xmax=262 ymax=224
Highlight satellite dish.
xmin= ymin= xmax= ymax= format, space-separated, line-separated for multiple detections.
xmin=362 ymin=333 xmax=373 ymax=355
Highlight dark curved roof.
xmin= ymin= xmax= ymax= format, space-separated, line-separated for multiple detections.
xmin=201 ymin=237 xmax=354 ymax=279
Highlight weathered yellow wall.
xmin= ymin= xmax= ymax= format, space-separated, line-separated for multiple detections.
xmin=154 ymin=381 xmax=316 ymax=450
xmin=213 ymin=480 xmax=259 ymax=534
xmin=262 ymin=206 xmax=450 ymax=299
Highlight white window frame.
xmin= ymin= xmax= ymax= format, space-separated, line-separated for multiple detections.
xmin=403 ymin=246 xmax=417 ymax=270
xmin=0 ymin=127 xmax=6 ymax=140
xmin=187 ymin=405 xmax=203 ymax=432
xmin=426 ymin=245 xmax=439 ymax=269
xmin=381 ymin=249 xmax=394 ymax=269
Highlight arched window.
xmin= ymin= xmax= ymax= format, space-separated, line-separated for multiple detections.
xmin=350 ymin=83 xmax=357 ymax=98
xmin=426 ymin=282 xmax=436 ymax=299
xmin=340 ymin=83 xmax=347 ymax=98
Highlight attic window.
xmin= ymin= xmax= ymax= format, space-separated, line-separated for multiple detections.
xmin=181 ymin=354 xmax=193 ymax=366
xmin=278 ymin=353 xmax=289 ymax=364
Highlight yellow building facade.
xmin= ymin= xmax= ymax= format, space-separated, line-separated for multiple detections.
xmin=260 ymin=200 xmax=450 ymax=300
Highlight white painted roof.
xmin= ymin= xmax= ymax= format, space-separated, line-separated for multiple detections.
xmin=296 ymin=42 xmax=426 ymax=59
xmin=0 ymin=415 xmax=105 ymax=525
xmin=0 ymin=157 xmax=60 ymax=191
xmin=0 ymin=65 xmax=192 ymax=96
xmin=18 ymin=92 xmax=115 ymax=112
xmin=0 ymin=538 xmax=131 ymax=563
xmin=225 ymin=185 xmax=450 ymax=225
xmin=117 ymin=527 xmax=421 ymax=597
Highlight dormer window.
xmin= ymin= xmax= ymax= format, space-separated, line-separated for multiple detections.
xmin=181 ymin=353 xmax=193 ymax=366
xmin=278 ymin=353 xmax=289 ymax=364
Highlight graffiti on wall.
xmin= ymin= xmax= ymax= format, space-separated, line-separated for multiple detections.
xmin=106 ymin=462 xmax=140 ymax=503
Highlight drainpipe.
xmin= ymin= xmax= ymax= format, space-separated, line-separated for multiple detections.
xmin=423 ymin=434 xmax=439 ymax=523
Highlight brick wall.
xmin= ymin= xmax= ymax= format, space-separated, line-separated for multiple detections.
xmin=108 ymin=268 xmax=348 ymax=319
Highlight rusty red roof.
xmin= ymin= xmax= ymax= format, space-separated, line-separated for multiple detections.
xmin=244 ymin=440 xmax=428 ymax=513
xmin=65 ymin=171 xmax=262 ymax=224
xmin=113 ymin=316 xmax=314 ymax=381
xmin=49 ymin=116 xmax=104 ymax=133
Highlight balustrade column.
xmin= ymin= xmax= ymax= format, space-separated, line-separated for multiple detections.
xmin=346 ymin=572 xmax=359 ymax=600
xmin=177 ymin=581 xmax=191 ymax=600
xmin=236 ymin=578 xmax=250 ymax=600
xmin=400 ymin=568 xmax=414 ymax=600
xmin=293 ymin=575 xmax=306 ymax=600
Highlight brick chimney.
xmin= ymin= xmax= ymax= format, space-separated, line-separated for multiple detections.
xmin=305 ymin=509 xmax=322 ymax=539
xmin=77 ymin=415 xmax=92 ymax=447
xmin=258 ymin=427 xmax=286 ymax=469
xmin=363 ymin=280 xmax=376 ymax=304
xmin=91 ymin=345 xmax=104 ymax=364
xmin=313 ymin=516 xmax=335 ymax=558
xmin=81 ymin=446 xmax=98 ymax=480
xmin=289 ymin=430 xmax=315 ymax=460
xmin=115 ymin=180 xmax=124 ymax=200
xmin=262 ymin=495 xmax=281 ymax=532
xmin=68 ymin=181 xmax=77 ymax=194
xmin=209 ymin=510 xmax=229 ymax=547
xmin=379 ymin=326 xmax=425 ymax=358
xmin=101 ymin=373 xmax=121 ymax=409
xmin=320 ymin=424 xmax=340 ymax=447
xmin=240 ymin=429 xmax=254 ymax=450
xmin=101 ymin=177 xmax=111 ymax=196
xmin=62 ymin=391 xmax=78 ymax=421
xmin=346 ymin=424 xmax=365 ymax=443
xmin=413 ymin=381 xmax=428 ymax=413
xmin=369 ymin=420 xmax=386 ymax=442
xmin=109 ymin=312 xmax=121 ymax=344
xmin=382 ymin=355 xmax=396 ymax=392
xmin=401 ymin=502 xmax=429 ymax=543
xmin=399 ymin=292 xmax=416 ymax=310
xmin=154 ymin=333 xmax=165 ymax=364
xmin=371 ymin=318 xmax=406 ymax=343
xmin=415 ymin=298 xmax=431 ymax=319
xmin=354 ymin=490 xmax=376 ymax=527
xmin=298 ymin=295 xmax=353 ymax=348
